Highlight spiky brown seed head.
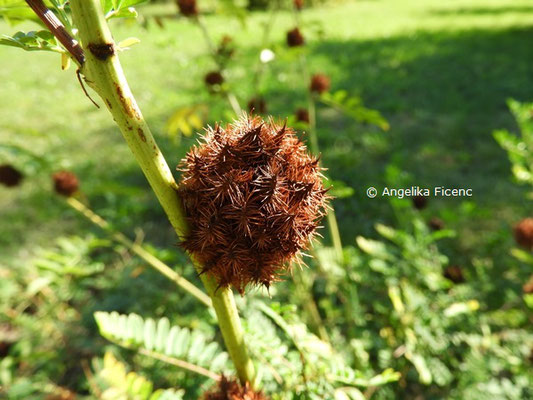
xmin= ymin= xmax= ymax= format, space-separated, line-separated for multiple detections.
xmin=428 ymin=216 xmax=444 ymax=231
xmin=514 ymin=218 xmax=533 ymax=250
xmin=247 ymin=97 xmax=267 ymax=115
xmin=310 ymin=73 xmax=330 ymax=94
xmin=412 ymin=195 xmax=428 ymax=210
xmin=287 ymin=27 xmax=304 ymax=47
xmin=205 ymin=71 xmax=224 ymax=87
xmin=0 ymin=164 xmax=23 ymax=187
xmin=295 ymin=108 xmax=310 ymax=124
xmin=178 ymin=116 xmax=328 ymax=293
xmin=294 ymin=0 xmax=304 ymax=10
xmin=443 ymin=265 xmax=465 ymax=284
xmin=52 ymin=171 xmax=79 ymax=197
xmin=176 ymin=0 xmax=198 ymax=17
xmin=203 ymin=376 xmax=269 ymax=400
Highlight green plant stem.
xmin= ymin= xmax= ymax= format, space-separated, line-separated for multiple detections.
xmin=195 ymin=16 xmax=242 ymax=116
xmin=66 ymin=197 xmax=212 ymax=308
xmin=296 ymin=49 xmax=343 ymax=260
xmin=69 ymin=0 xmax=255 ymax=386
xmin=138 ymin=348 xmax=221 ymax=381
xmin=308 ymin=94 xmax=343 ymax=261
xmin=251 ymin=1 xmax=278 ymax=95
xmin=292 ymin=269 xmax=330 ymax=343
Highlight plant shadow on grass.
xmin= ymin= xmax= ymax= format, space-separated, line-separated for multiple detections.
xmin=302 ymin=26 xmax=533 ymax=247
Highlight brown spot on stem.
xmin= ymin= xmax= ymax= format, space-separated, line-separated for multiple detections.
xmin=125 ymin=97 xmax=141 ymax=119
xmin=138 ymin=128 xmax=147 ymax=142
xmin=115 ymin=84 xmax=141 ymax=120
xmin=88 ymin=42 xmax=115 ymax=61
xmin=105 ymin=99 xmax=112 ymax=109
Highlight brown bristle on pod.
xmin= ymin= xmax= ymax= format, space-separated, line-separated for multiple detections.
xmin=294 ymin=0 xmax=304 ymax=10
xmin=52 ymin=171 xmax=79 ymax=197
xmin=310 ymin=73 xmax=330 ymax=94
xmin=176 ymin=0 xmax=197 ymax=17
xmin=247 ymin=97 xmax=267 ymax=114
xmin=177 ymin=115 xmax=329 ymax=294
xmin=287 ymin=27 xmax=304 ymax=47
xmin=514 ymin=218 xmax=533 ymax=250
xmin=205 ymin=71 xmax=224 ymax=86
xmin=202 ymin=376 xmax=269 ymax=400
xmin=295 ymin=108 xmax=310 ymax=124
xmin=0 ymin=164 xmax=23 ymax=187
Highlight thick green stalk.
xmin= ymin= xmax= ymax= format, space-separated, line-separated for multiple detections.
xmin=69 ymin=0 xmax=255 ymax=385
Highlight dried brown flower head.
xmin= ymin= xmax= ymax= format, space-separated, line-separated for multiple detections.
xmin=293 ymin=0 xmax=304 ymax=10
xmin=412 ymin=195 xmax=428 ymax=210
xmin=514 ymin=218 xmax=533 ymax=250
xmin=205 ymin=71 xmax=224 ymax=87
xmin=0 ymin=164 xmax=23 ymax=187
xmin=217 ymin=35 xmax=235 ymax=61
xmin=295 ymin=108 xmax=310 ymax=124
xmin=443 ymin=265 xmax=465 ymax=284
xmin=287 ymin=27 xmax=304 ymax=47
xmin=203 ymin=376 xmax=269 ymax=400
xmin=310 ymin=73 xmax=330 ymax=94
xmin=523 ymin=275 xmax=533 ymax=294
xmin=247 ymin=97 xmax=267 ymax=114
xmin=178 ymin=116 xmax=328 ymax=293
xmin=176 ymin=0 xmax=198 ymax=17
xmin=52 ymin=171 xmax=79 ymax=197
xmin=428 ymin=216 xmax=444 ymax=231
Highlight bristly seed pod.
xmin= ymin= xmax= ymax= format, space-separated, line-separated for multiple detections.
xmin=412 ymin=195 xmax=428 ymax=210
xmin=176 ymin=0 xmax=198 ymax=17
xmin=203 ymin=376 xmax=269 ymax=400
xmin=287 ymin=27 xmax=304 ymax=47
xmin=295 ymin=108 xmax=310 ymax=124
xmin=205 ymin=71 xmax=224 ymax=87
xmin=428 ymin=216 xmax=444 ymax=231
xmin=178 ymin=116 xmax=329 ymax=294
xmin=247 ymin=97 xmax=267 ymax=114
xmin=310 ymin=73 xmax=330 ymax=94
xmin=52 ymin=171 xmax=79 ymax=197
xmin=0 ymin=164 xmax=23 ymax=187
xmin=513 ymin=218 xmax=533 ymax=250
xmin=443 ymin=265 xmax=465 ymax=284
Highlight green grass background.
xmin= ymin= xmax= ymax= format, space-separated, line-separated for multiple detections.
xmin=1 ymin=0 xmax=532 ymax=266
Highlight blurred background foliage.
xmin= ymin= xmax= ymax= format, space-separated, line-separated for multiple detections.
xmin=0 ymin=0 xmax=532 ymax=399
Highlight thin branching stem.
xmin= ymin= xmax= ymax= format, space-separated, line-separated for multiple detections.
xmin=138 ymin=348 xmax=222 ymax=381
xmin=66 ymin=197 xmax=212 ymax=307
xmin=67 ymin=0 xmax=255 ymax=386
xmin=194 ymin=15 xmax=242 ymax=116
xmin=299 ymin=51 xmax=343 ymax=261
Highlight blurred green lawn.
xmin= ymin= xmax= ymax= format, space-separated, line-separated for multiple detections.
xmin=1 ymin=0 xmax=532 ymax=265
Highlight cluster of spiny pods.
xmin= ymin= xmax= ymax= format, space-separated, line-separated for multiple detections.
xmin=178 ymin=116 xmax=329 ymax=294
